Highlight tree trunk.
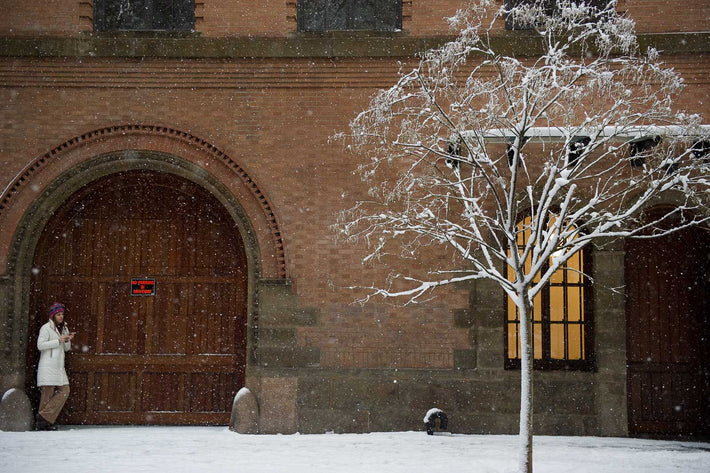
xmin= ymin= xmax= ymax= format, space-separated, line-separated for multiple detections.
xmin=518 ymin=296 xmax=534 ymax=473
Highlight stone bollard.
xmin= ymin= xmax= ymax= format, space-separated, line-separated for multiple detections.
xmin=423 ymin=407 xmax=448 ymax=435
xmin=230 ymin=387 xmax=260 ymax=434
xmin=0 ymin=388 xmax=33 ymax=432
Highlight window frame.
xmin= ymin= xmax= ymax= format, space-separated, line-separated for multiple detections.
xmin=504 ymin=216 xmax=595 ymax=371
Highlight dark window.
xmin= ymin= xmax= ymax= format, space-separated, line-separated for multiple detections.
xmin=505 ymin=216 xmax=594 ymax=370
xmin=567 ymin=136 xmax=591 ymax=166
xmin=94 ymin=0 xmax=195 ymax=32
xmin=628 ymin=136 xmax=661 ymax=168
xmin=691 ymin=140 xmax=710 ymax=163
xmin=504 ymin=0 xmax=607 ymax=30
xmin=298 ymin=0 xmax=402 ymax=32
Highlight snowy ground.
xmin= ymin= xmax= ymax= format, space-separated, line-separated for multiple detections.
xmin=1 ymin=427 xmax=709 ymax=473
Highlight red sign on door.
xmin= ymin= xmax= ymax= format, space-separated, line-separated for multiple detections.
xmin=131 ymin=278 xmax=156 ymax=296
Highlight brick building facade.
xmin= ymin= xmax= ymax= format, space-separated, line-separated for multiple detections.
xmin=1 ymin=1 xmax=708 ymax=436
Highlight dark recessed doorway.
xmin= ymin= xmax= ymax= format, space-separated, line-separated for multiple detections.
xmin=26 ymin=170 xmax=248 ymax=425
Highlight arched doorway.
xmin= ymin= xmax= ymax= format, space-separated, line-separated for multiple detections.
xmin=25 ymin=170 xmax=249 ymax=425
xmin=626 ymin=214 xmax=710 ymax=436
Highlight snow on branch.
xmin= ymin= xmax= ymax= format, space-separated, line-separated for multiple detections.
xmin=333 ymin=0 xmax=709 ymax=304
xmin=466 ymin=125 xmax=710 ymax=143
xmin=333 ymin=3 xmax=708 ymax=471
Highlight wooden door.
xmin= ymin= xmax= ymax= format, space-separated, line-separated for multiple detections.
xmin=27 ymin=171 xmax=248 ymax=425
xmin=626 ymin=224 xmax=710 ymax=436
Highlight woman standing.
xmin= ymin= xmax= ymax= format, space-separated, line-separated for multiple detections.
xmin=36 ymin=302 xmax=75 ymax=431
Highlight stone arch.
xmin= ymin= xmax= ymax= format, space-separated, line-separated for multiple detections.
xmin=0 ymin=124 xmax=288 ymax=390
xmin=0 ymin=124 xmax=287 ymax=278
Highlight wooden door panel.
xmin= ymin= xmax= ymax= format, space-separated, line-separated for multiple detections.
xmin=626 ymin=224 xmax=709 ymax=436
xmin=628 ymin=366 xmax=701 ymax=433
xmin=63 ymin=372 xmax=89 ymax=418
xmin=191 ymin=283 xmax=243 ymax=355
xmin=142 ymin=373 xmax=184 ymax=412
xmin=64 ymin=354 xmax=241 ymax=422
xmin=28 ymin=171 xmax=248 ymax=426
xmin=94 ymin=372 xmax=137 ymax=412
xmin=189 ymin=372 xmax=239 ymax=413
xmin=100 ymin=282 xmax=145 ymax=355
xmin=150 ymin=282 xmax=189 ymax=354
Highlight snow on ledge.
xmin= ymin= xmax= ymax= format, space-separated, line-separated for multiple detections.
xmin=461 ymin=125 xmax=710 ymax=143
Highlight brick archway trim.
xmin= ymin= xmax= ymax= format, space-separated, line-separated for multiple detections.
xmin=0 ymin=123 xmax=287 ymax=278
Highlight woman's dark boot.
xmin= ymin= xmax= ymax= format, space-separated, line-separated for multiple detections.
xmin=35 ymin=414 xmax=53 ymax=431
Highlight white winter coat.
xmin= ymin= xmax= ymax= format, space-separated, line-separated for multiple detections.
xmin=36 ymin=320 xmax=71 ymax=386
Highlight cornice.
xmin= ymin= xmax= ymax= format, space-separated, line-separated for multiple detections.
xmin=1 ymin=32 xmax=708 ymax=59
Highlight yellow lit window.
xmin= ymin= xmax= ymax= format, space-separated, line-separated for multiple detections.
xmin=505 ymin=216 xmax=592 ymax=370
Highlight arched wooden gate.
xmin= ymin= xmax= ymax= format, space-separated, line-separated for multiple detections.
xmin=26 ymin=170 xmax=248 ymax=425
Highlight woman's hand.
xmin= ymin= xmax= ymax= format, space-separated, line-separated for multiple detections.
xmin=59 ymin=333 xmax=75 ymax=343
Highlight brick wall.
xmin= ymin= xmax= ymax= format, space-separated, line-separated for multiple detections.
xmin=620 ymin=0 xmax=710 ymax=33
xmin=197 ymin=0 xmax=293 ymax=37
xmin=1 ymin=1 xmax=708 ymax=435
xmin=0 ymin=0 xmax=89 ymax=36
xmin=0 ymin=55 xmax=475 ymax=371
xmin=1 ymin=52 xmax=707 ymax=373
xmin=1 ymin=1 xmax=707 ymax=37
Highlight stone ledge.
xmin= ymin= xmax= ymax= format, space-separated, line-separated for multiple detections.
xmin=0 ymin=35 xmax=445 ymax=58
xmin=259 ymin=346 xmax=320 ymax=368
xmin=1 ymin=32 xmax=707 ymax=58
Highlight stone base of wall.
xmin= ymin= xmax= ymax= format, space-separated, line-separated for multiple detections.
xmin=289 ymin=369 xmax=614 ymax=436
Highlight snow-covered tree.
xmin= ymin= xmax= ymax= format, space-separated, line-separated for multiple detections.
xmin=333 ymin=1 xmax=710 ymax=472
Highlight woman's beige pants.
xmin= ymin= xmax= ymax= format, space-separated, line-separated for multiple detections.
xmin=38 ymin=385 xmax=70 ymax=424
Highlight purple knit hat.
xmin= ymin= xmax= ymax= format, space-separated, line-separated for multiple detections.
xmin=48 ymin=302 xmax=66 ymax=319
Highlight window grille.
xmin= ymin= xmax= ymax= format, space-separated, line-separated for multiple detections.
xmin=505 ymin=215 xmax=594 ymax=370
xmin=94 ymin=0 xmax=195 ymax=32
xmin=297 ymin=0 xmax=402 ymax=32
xmin=504 ymin=0 xmax=608 ymax=30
